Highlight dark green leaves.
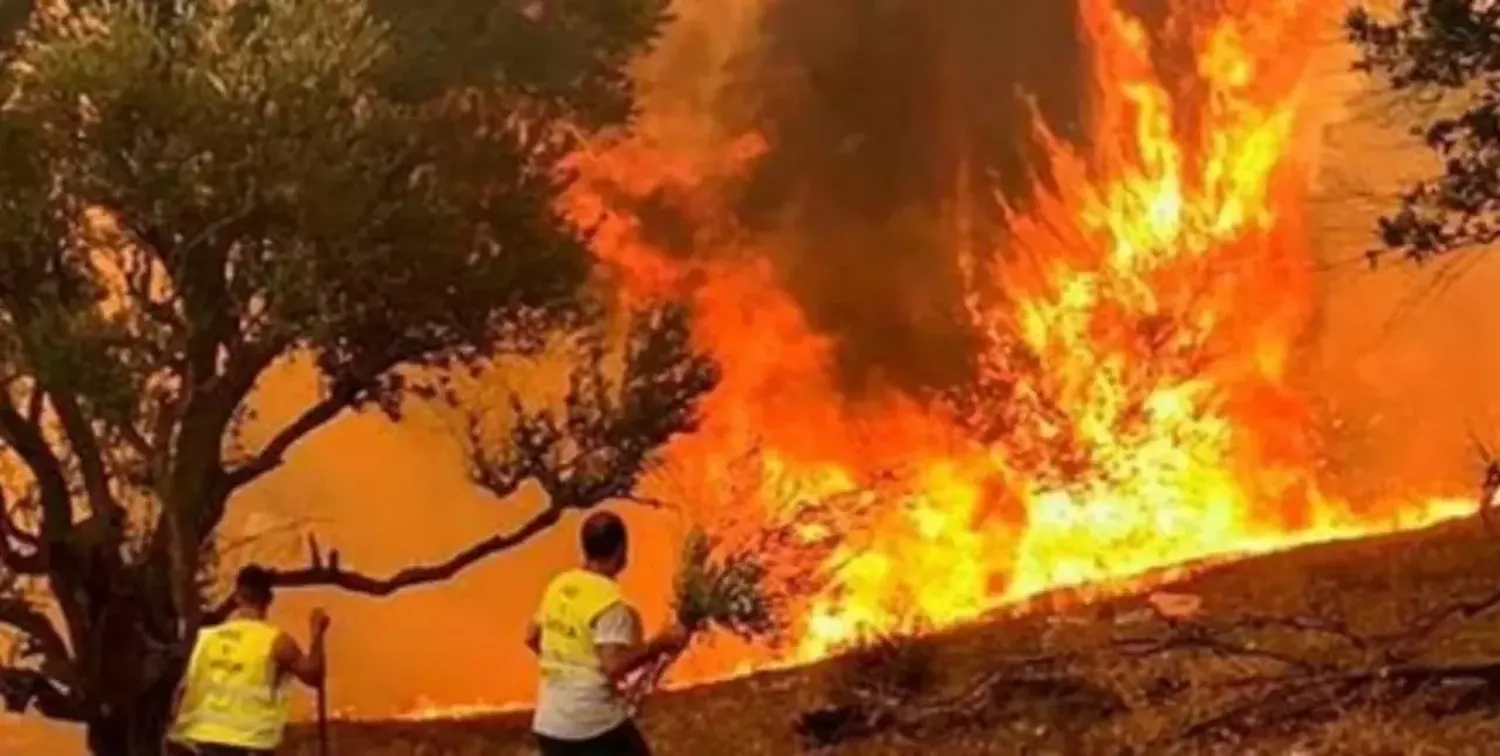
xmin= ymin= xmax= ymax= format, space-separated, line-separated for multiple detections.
xmin=466 ymin=304 xmax=719 ymax=510
xmin=1349 ymin=0 xmax=1500 ymax=260
xmin=367 ymin=0 xmax=671 ymax=127
xmin=1 ymin=0 xmax=665 ymax=394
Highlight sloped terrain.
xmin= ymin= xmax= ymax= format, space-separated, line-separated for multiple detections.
xmin=284 ymin=514 xmax=1500 ymax=755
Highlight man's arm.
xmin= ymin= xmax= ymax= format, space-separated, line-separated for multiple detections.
xmin=593 ymin=605 xmax=686 ymax=685
xmin=273 ymin=623 xmax=327 ymax=688
xmin=524 ymin=619 xmax=542 ymax=656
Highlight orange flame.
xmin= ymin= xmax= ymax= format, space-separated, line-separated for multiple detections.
xmin=560 ymin=0 xmax=1476 ymax=677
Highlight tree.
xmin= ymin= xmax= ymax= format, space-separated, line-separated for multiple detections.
xmin=0 ymin=0 xmax=717 ymax=753
xmin=1348 ymin=0 xmax=1500 ymax=261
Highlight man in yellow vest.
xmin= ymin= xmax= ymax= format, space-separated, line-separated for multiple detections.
xmin=527 ymin=511 xmax=688 ymax=756
xmin=165 ymin=564 xmax=330 ymax=755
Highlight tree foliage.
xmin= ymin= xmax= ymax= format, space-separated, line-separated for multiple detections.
xmin=1349 ymin=0 xmax=1500 ymax=259
xmin=0 ymin=0 xmax=712 ymax=751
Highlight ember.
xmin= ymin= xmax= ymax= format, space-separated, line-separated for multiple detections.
xmin=557 ymin=0 xmax=1476 ymax=683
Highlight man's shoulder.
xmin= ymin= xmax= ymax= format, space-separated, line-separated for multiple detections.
xmin=591 ymin=600 xmax=640 ymax=643
xmin=596 ymin=600 xmax=638 ymax=620
xmin=267 ymin=627 xmax=298 ymax=656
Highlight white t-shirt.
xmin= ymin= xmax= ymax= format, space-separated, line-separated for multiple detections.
xmin=532 ymin=602 xmax=641 ymax=740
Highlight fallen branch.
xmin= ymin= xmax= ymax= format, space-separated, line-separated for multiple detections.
xmin=1379 ymin=587 xmax=1500 ymax=657
xmin=1225 ymin=612 xmax=1372 ymax=652
xmin=795 ymin=585 xmax=1500 ymax=752
xmin=1113 ymin=624 xmax=1324 ymax=673
xmin=795 ymin=654 xmax=1119 ymax=748
xmin=1165 ymin=660 xmax=1500 ymax=748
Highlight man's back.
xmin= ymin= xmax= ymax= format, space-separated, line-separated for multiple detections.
xmin=532 ymin=569 xmax=639 ymax=740
xmin=171 ymin=618 xmax=290 ymax=751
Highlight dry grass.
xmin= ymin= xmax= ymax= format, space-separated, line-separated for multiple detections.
xmin=283 ymin=515 xmax=1500 ymax=755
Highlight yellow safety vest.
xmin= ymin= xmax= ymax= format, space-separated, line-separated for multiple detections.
xmin=170 ymin=618 xmax=291 ymax=751
xmin=537 ymin=569 xmax=625 ymax=681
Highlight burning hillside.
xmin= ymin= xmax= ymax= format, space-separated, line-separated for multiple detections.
xmin=559 ymin=0 xmax=1475 ymax=682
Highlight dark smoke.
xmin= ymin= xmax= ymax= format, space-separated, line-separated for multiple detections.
xmin=719 ymin=0 xmax=1090 ymax=394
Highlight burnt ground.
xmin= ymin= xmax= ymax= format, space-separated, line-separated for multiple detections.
xmin=284 ymin=514 xmax=1500 ymax=755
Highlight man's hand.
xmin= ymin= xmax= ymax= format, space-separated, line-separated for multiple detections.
xmin=654 ymin=622 xmax=691 ymax=656
xmin=309 ymin=608 xmax=331 ymax=638
xmin=275 ymin=616 xmax=328 ymax=688
xmin=277 ymin=608 xmax=331 ymax=688
xmin=622 ymin=623 xmax=693 ymax=711
xmin=599 ymin=619 xmax=691 ymax=685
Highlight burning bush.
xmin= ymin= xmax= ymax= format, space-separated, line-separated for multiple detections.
xmin=673 ymin=526 xmax=785 ymax=640
xmin=628 ymin=525 xmax=791 ymax=706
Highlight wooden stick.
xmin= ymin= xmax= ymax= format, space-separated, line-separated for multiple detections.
xmin=316 ymin=671 xmax=330 ymax=756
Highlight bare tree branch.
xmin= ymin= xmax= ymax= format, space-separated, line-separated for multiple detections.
xmin=201 ymin=310 xmax=713 ymax=635
xmin=0 ymin=489 xmax=44 ymax=575
xmin=0 ymin=598 xmax=73 ymax=686
xmin=116 ymin=420 xmax=152 ymax=463
xmin=0 ymin=391 xmax=73 ymax=543
xmin=221 ymin=380 xmax=360 ymax=492
xmin=261 ymin=503 xmax=563 ymax=597
xmin=216 ymin=307 xmax=718 ymax=606
xmin=22 ymin=385 xmax=42 ymax=427
xmin=47 ymin=390 xmax=122 ymax=520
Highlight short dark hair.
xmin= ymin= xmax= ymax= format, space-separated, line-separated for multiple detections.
xmin=580 ymin=511 xmax=627 ymax=561
xmin=235 ymin=564 xmax=274 ymax=608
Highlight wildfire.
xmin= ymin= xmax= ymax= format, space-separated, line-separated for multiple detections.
xmin=560 ymin=0 xmax=1477 ymax=679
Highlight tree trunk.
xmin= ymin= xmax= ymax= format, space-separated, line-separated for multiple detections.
xmin=85 ymin=686 xmax=172 ymax=756
xmin=81 ymin=562 xmax=186 ymax=756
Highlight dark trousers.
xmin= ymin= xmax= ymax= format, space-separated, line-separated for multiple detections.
xmin=536 ymin=720 xmax=651 ymax=756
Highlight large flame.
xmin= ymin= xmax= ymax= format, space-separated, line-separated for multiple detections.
xmin=560 ymin=0 xmax=1475 ymax=679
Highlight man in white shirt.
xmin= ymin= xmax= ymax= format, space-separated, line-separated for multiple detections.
xmin=526 ymin=511 xmax=687 ymax=755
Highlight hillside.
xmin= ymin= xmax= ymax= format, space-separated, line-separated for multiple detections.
xmin=280 ymin=513 xmax=1500 ymax=755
